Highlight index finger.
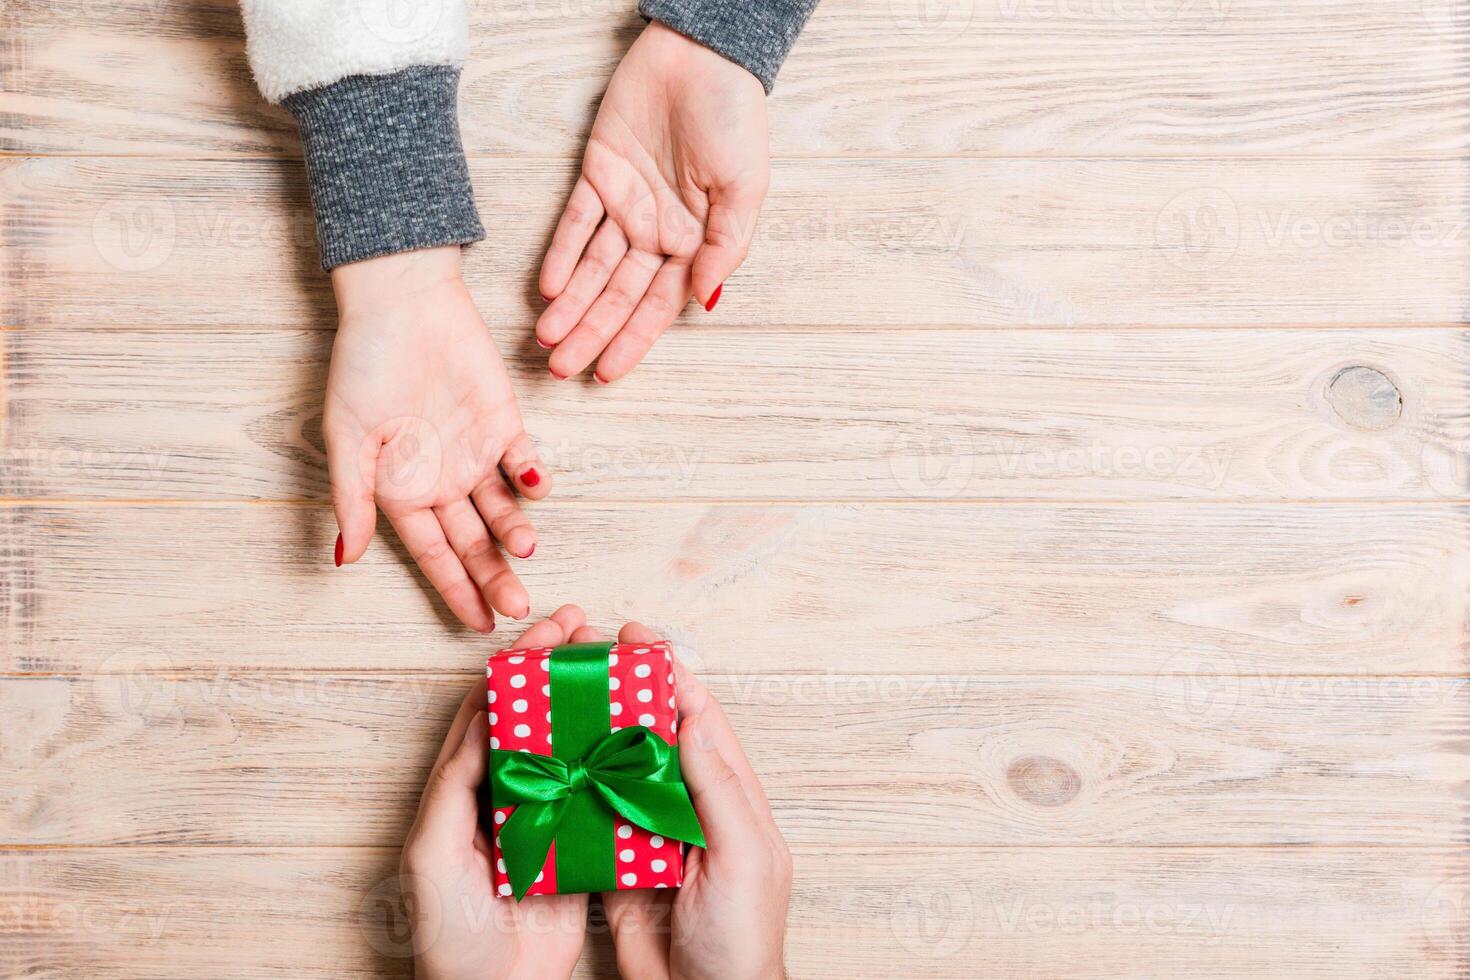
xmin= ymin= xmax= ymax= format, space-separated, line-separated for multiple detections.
xmin=616 ymin=622 xmax=774 ymax=821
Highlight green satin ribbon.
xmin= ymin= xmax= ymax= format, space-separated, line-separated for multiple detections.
xmin=489 ymin=641 xmax=705 ymax=900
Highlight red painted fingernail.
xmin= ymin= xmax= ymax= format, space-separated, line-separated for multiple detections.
xmin=536 ymin=337 xmax=554 ymax=350
xmin=334 ymin=533 xmax=344 ymax=567
xmin=540 ymin=293 xmax=552 ymax=303
xmin=520 ymin=544 xmax=536 ymax=559
xmin=521 ymin=467 xmax=541 ymax=488
xmin=549 ymin=368 xmax=565 ymax=381
xmin=594 ymin=372 xmax=610 ymax=385
xmin=704 ymin=283 xmax=723 ymax=312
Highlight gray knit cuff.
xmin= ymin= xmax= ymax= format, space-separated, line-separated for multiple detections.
xmin=638 ymin=0 xmax=819 ymax=93
xmin=284 ymin=66 xmax=485 ymax=271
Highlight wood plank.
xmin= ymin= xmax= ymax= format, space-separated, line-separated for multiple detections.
xmin=3 ymin=327 xmax=1466 ymax=501
xmin=4 ymin=157 xmax=1468 ymax=327
xmin=3 ymin=503 xmax=1466 ymax=676
xmin=4 ymin=846 xmax=1464 ymax=977
xmin=3 ymin=1 xmax=1467 ymax=157
xmin=3 ymin=673 xmax=1464 ymax=847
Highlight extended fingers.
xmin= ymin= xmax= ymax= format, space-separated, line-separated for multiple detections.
xmin=548 ymin=248 xmax=662 ymax=381
xmin=594 ymin=258 xmax=691 ymax=383
xmin=471 ymin=475 xmax=537 ymax=562
xmin=434 ymin=498 xmax=529 ymax=621
xmin=540 ymin=175 xmax=605 ymax=301
xmin=537 ymin=221 xmax=629 ymax=354
xmin=389 ymin=508 xmax=495 ymax=633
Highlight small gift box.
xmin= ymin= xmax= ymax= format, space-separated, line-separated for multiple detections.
xmin=485 ymin=640 xmax=704 ymax=900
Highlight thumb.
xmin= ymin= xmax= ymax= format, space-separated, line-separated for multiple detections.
xmin=416 ymin=711 xmax=489 ymax=850
xmin=691 ymin=183 xmax=766 ymax=311
xmin=678 ymin=713 xmax=763 ymax=854
xmin=326 ymin=420 xmax=379 ymax=564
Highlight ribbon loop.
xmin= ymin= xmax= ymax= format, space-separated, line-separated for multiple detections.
xmin=489 ymin=724 xmax=706 ymax=899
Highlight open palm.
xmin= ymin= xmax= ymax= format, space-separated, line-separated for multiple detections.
xmin=537 ymin=21 xmax=770 ymax=382
xmin=326 ymin=248 xmax=551 ymax=632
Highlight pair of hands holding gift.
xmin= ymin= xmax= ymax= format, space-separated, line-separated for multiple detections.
xmin=326 ymin=22 xmax=770 ymax=630
xmin=400 ymin=606 xmax=792 ymax=980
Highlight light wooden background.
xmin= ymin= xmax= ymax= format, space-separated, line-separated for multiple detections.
xmin=3 ymin=0 xmax=1469 ymax=976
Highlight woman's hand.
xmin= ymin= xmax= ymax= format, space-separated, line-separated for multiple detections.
xmin=567 ymin=622 xmax=793 ymax=980
xmin=326 ymin=246 xmax=552 ymax=632
xmin=399 ymin=605 xmax=594 ymax=980
xmin=537 ymin=21 xmax=770 ymax=383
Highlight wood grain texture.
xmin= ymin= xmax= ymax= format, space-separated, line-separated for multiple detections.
xmin=4 ymin=157 xmax=1469 ymax=327
xmin=2 ymin=503 xmax=1466 ymax=676
xmin=3 ymin=672 xmax=1465 ymax=847
xmin=3 ymin=327 xmax=1466 ymax=501
xmin=3 ymin=1 xmax=1468 ymax=157
xmin=4 ymin=847 xmax=1465 ymax=978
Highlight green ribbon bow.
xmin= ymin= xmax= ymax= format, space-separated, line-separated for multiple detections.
xmin=488 ymin=641 xmax=705 ymax=900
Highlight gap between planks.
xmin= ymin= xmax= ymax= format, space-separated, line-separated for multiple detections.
xmin=6 ymin=670 xmax=1466 ymax=680
xmin=3 ymin=498 xmax=1470 ymax=508
xmin=3 ymin=843 xmax=1465 ymax=852
xmin=6 ymin=151 xmax=1470 ymax=163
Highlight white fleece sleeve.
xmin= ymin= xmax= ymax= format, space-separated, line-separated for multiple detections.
xmin=239 ymin=0 xmax=470 ymax=103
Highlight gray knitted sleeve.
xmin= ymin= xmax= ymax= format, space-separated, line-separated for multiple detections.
xmin=638 ymin=0 xmax=821 ymax=93
xmin=283 ymin=66 xmax=485 ymax=271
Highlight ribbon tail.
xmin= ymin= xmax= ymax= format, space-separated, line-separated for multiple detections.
xmin=593 ymin=775 xmax=707 ymax=850
xmin=500 ymin=798 xmax=568 ymax=900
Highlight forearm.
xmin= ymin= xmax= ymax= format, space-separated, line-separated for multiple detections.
xmin=637 ymin=0 xmax=821 ymax=93
xmin=238 ymin=1 xmax=483 ymax=270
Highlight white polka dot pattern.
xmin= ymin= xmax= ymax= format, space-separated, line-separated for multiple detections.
xmin=486 ymin=640 xmax=684 ymax=898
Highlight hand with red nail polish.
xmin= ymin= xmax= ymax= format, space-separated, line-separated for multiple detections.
xmin=325 ymin=246 xmax=553 ymax=632
xmin=536 ymin=20 xmax=769 ymax=384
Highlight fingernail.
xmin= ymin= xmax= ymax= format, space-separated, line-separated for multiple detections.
xmin=519 ymin=543 xmax=536 ymax=559
xmin=535 ymin=337 xmax=554 ymax=350
xmin=521 ymin=467 xmax=541 ymax=488
xmin=703 ymin=283 xmax=723 ymax=312
xmin=593 ymin=372 xmax=610 ymax=385
xmin=549 ymin=368 xmax=565 ymax=381
xmin=334 ymin=533 xmax=344 ymax=567
xmin=540 ymin=293 xmax=553 ymax=303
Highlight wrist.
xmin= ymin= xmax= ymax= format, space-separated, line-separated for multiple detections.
xmin=331 ymin=245 xmax=464 ymax=318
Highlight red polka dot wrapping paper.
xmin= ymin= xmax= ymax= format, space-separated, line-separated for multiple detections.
xmin=486 ymin=640 xmax=685 ymax=898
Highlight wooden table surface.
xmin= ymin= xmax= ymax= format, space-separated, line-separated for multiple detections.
xmin=3 ymin=0 xmax=1469 ymax=976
